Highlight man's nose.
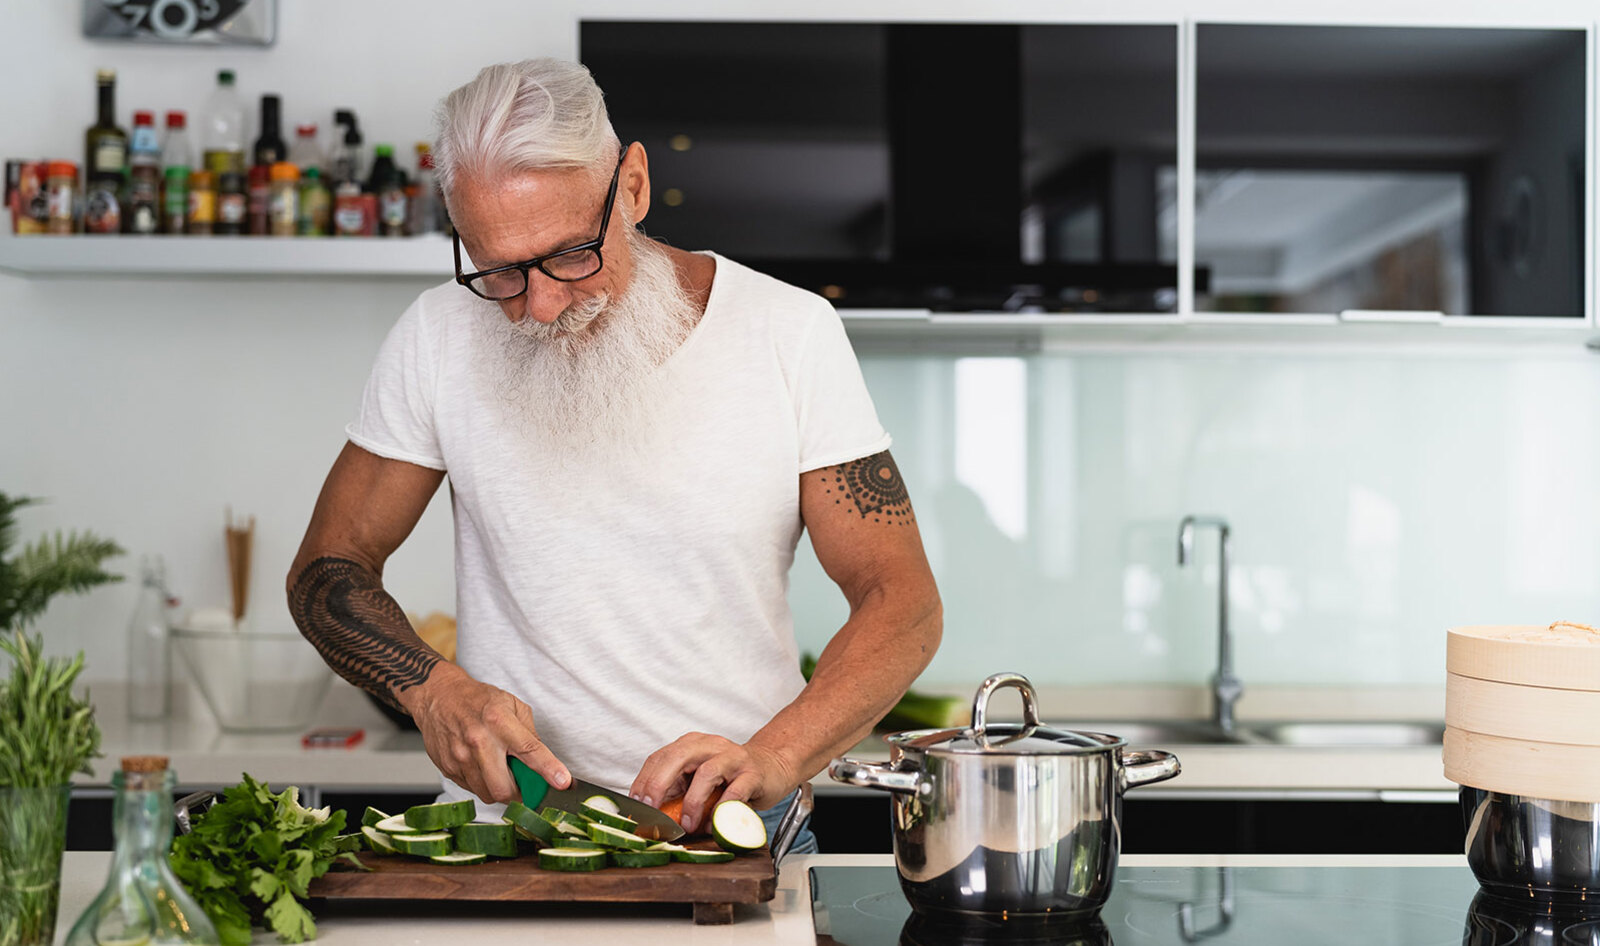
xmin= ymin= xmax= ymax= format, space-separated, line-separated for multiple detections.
xmin=513 ymin=273 xmax=572 ymax=324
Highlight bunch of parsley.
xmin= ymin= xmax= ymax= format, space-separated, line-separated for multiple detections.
xmin=169 ymin=773 xmax=362 ymax=945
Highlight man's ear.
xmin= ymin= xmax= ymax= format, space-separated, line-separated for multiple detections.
xmin=621 ymin=141 xmax=651 ymax=225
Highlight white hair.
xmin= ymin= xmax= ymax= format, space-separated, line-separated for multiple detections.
xmin=433 ymin=58 xmax=620 ymax=205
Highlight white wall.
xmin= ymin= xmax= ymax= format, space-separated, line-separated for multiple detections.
xmin=4 ymin=0 xmax=1599 ymax=689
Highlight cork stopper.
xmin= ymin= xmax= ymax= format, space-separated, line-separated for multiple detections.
xmin=121 ymin=755 xmax=169 ymax=774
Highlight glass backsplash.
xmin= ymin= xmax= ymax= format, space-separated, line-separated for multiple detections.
xmin=788 ymin=347 xmax=1600 ymax=687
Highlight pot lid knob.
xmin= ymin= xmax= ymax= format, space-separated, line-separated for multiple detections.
xmin=971 ymin=672 xmax=1041 ymax=747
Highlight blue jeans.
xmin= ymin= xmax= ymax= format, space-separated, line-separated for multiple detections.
xmin=760 ymin=788 xmax=819 ymax=855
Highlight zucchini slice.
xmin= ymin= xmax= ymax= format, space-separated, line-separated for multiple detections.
xmin=372 ymin=814 xmax=422 ymax=835
xmin=453 ymin=821 xmax=517 ymax=857
xmin=675 ymin=848 xmax=736 ymax=864
xmin=539 ymin=807 xmax=590 ymax=829
xmin=430 ymin=851 xmax=488 ymax=865
xmin=579 ymin=801 xmax=638 ymax=832
xmin=361 ymin=826 xmax=400 ymax=855
xmin=609 ymin=849 xmax=671 ymax=868
xmin=581 ymin=794 xmax=622 ymax=816
xmin=586 ymin=822 xmax=649 ymax=851
xmin=404 ymin=799 xmax=475 ymax=831
xmin=392 ymin=831 xmax=454 ymax=857
xmin=504 ymin=802 xmax=558 ymax=844
xmin=360 ymin=806 xmax=391 ymax=828
xmin=538 ymin=847 xmax=608 ymax=872
xmin=709 ymin=800 xmax=767 ymax=853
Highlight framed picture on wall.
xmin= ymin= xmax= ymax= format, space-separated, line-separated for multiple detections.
xmin=83 ymin=0 xmax=276 ymax=46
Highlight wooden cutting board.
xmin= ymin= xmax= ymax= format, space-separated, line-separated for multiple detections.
xmin=307 ymin=848 xmax=777 ymax=925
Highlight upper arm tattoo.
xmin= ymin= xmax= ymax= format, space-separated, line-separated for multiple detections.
xmin=287 ymin=556 xmax=440 ymax=712
xmin=817 ymin=450 xmax=917 ymax=525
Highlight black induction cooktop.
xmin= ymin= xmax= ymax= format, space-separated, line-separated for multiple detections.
xmin=810 ymin=865 xmax=1600 ymax=945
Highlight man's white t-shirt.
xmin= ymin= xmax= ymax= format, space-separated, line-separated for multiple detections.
xmin=346 ymin=253 xmax=890 ymax=799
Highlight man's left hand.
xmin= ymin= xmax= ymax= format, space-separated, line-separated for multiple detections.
xmin=629 ymin=733 xmax=795 ymax=833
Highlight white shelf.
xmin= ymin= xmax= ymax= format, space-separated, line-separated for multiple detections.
xmin=0 ymin=232 xmax=454 ymax=278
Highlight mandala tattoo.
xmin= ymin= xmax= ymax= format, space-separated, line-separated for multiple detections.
xmin=824 ymin=450 xmax=916 ymax=525
xmin=287 ymin=556 xmax=440 ymax=712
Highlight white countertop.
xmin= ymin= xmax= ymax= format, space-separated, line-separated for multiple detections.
xmin=53 ymin=851 xmax=1467 ymax=946
xmin=79 ymin=680 xmax=1455 ymax=795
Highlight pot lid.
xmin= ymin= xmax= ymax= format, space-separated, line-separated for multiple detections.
xmin=889 ymin=672 xmax=1120 ymax=755
xmin=896 ymin=723 xmax=1117 ymax=755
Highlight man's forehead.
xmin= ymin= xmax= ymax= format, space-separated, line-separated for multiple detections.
xmin=456 ymin=167 xmax=606 ymax=265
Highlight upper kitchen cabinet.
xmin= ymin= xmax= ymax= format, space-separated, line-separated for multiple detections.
xmin=581 ymin=21 xmax=1180 ymax=314
xmin=1191 ymin=24 xmax=1589 ymax=320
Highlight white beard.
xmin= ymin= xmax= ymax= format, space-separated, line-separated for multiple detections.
xmin=485 ymin=229 xmax=701 ymax=453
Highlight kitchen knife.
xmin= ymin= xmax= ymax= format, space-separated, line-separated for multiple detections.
xmin=509 ymin=757 xmax=685 ymax=842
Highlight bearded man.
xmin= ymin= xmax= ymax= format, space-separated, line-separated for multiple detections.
xmin=287 ymin=58 xmax=942 ymax=851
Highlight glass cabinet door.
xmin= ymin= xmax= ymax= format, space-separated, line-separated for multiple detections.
xmin=1191 ymin=24 xmax=1588 ymax=318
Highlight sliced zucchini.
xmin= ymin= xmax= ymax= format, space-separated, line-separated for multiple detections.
xmin=675 ymin=848 xmax=736 ymax=864
xmin=553 ymin=837 xmax=604 ymax=850
xmin=392 ymin=831 xmax=453 ymax=857
xmin=372 ymin=814 xmax=423 ymax=835
xmin=540 ymin=807 xmax=590 ymax=829
xmin=454 ymin=821 xmax=518 ymax=857
xmin=581 ymin=794 xmax=622 ymax=816
xmin=586 ymin=822 xmax=649 ymax=851
xmin=361 ymin=806 xmax=391 ymax=828
xmin=580 ymin=801 xmax=638 ymax=832
xmin=429 ymin=851 xmax=487 ymax=866
xmin=709 ymin=800 xmax=767 ymax=853
xmin=361 ymin=826 xmax=400 ymax=855
xmin=609 ymin=849 xmax=671 ymax=868
xmin=504 ymin=802 xmax=558 ymax=844
xmin=404 ymin=799 xmax=476 ymax=831
xmin=645 ymin=842 xmax=688 ymax=854
xmin=553 ymin=821 xmax=589 ymax=839
xmin=538 ymin=847 xmax=608 ymax=872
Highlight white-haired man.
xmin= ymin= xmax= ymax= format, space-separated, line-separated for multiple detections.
xmin=287 ymin=58 xmax=941 ymax=847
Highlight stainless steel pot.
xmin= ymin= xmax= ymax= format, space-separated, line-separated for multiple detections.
xmin=1462 ymin=786 xmax=1600 ymax=904
xmin=830 ymin=672 xmax=1181 ymax=921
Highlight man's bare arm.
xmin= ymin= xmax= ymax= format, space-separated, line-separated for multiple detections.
xmin=288 ymin=555 xmax=439 ymax=712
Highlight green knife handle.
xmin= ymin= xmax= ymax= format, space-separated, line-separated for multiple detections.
xmin=509 ymin=757 xmax=550 ymax=808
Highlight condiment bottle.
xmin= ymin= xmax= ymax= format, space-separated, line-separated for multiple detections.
xmin=185 ymin=169 xmax=216 ymax=236
xmin=201 ymin=69 xmax=246 ymax=177
xmin=215 ymin=171 xmax=245 ymax=235
xmin=246 ymin=164 xmax=270 ymax=235
xmin=367 ymin=143 xmax=407 ymax=236
xmin=296 ymin=166 xmax=330 ymax=236
xmin=268 ymin=161 xmax=298 ymax=236
xmin=83 ymin=174 xmax=122 ymax=235
xmin=46 ymin=161 xmax=79 ymax=234
xmin=332 ymin=179 xmax=364 ymax=237
xmin=125 ymin=110 xmax=161 ymax=235
xmin=64 ymin=756 xmax=220 ymax=945
xmin=84 ymin=69 xmax=128 ymax=184
xmin=160 ymin=110 xmax=191 ymax=234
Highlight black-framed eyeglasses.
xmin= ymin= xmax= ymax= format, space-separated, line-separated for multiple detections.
xmin=452 ymin=144 xmax=630 ymax=301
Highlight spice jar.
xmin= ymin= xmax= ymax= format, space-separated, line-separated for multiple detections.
xmin=45 ymin=161 xmax=78 ymax=234
xmin=215 ymin=171 xmax=245 ymax=236
xmin=186 ymin=169 xmax=216 ymax=236
xmin=268 ymin=161 xmax=298 ymax=236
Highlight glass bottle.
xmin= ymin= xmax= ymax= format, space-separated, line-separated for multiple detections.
xmin=160 ymin=111 xmax=192 ymax=235
xmin=127 ymin=556 xmax=174 ymax=720
xmin=252 ymin=93 xmax=286 ymax=167
xmin=288 ymin=123 xmax=323 ymax=175
xmin=65 ymin=757 xmax=220 ymax=945
xmin=201 ymin=69 xmax=246 ymax=177
xmin=296 ymin=166 xmax=330 ymax=236
xmin=125 ymin=111 xmax=161 ymax=235
xmin=268 ymin=161 xmax=299 ymax=236
xmin=85 ymin=69 xmax=128 ymax=184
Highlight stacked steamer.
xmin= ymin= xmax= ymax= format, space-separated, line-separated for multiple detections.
xmin=1444 ymin=623 xmax=1600 ymax=904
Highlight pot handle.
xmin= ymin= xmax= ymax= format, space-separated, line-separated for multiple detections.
xmin=829 ymin=757 xmax=925 ymax=795
xmin=971 ymin=671 xmax=1041 ymax=743
xmin=1121 ymin=749 xmax=1182 ymax=790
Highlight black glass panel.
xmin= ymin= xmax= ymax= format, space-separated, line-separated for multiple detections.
xmin=582 ymin=21 xmax=1181 ymax=313
xmin=1193 ymin=25 xmax=1587 ymax=318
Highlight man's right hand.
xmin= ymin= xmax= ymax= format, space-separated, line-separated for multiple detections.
xmin=398 ymin=662 xmax=571 ymax=804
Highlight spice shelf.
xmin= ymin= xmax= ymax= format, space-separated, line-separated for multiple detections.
xmin=0 ymin=232 xmax=454 ymax=277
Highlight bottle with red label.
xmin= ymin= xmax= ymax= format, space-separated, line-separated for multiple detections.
xmin=125 ymin=110 xmax=161 ymax=234
xmin=332 ymin=179 xmax=364 ymax=237
xmin=245 ymin=164 xmax=270 ymax=235
xmin=367 ymin=144 xmax=408 ymax=236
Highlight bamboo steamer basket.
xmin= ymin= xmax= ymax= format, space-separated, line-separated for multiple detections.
xmin=1444 ymin=623 xmax=1600 ymax=803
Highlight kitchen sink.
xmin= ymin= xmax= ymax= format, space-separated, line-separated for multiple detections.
xmin=1048 ymin=720 xmax=1445 ymax=748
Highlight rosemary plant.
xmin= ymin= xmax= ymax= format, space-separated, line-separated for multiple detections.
xmin=0 ymin=492 xmax=121 ymax=946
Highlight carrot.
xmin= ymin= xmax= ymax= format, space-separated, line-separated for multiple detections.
xmin=659 ymin=786 xmax=727 ymax=834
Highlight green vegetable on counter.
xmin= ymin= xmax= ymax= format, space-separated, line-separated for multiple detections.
xmin=801 ymin=651 xmax=968 ymax=731
xmin=168 ymin=773 xmax=364 ymax=946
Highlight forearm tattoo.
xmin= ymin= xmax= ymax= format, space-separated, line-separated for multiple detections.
xmin=288 ymin=556 xmax=440 ymax=713
xmin=821 ymin=450 xmax=917 ymax=525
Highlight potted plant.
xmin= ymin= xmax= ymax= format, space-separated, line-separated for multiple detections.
xmin=0 ymin=492 xmax=121 ymax=946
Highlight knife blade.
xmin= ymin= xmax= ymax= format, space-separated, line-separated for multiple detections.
xmin=509 ymin=757 xmax=685 ymax=842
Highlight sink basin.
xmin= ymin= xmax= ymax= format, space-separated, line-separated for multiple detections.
xmin=1242 ymin=721 xmax=1446 ymax=747
xmin=1047 ymin=720 xmax=1445 ymax=748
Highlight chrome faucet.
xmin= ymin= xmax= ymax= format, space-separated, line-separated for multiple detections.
xmin=1178 ymin=515 xmax=1243 ymax=734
